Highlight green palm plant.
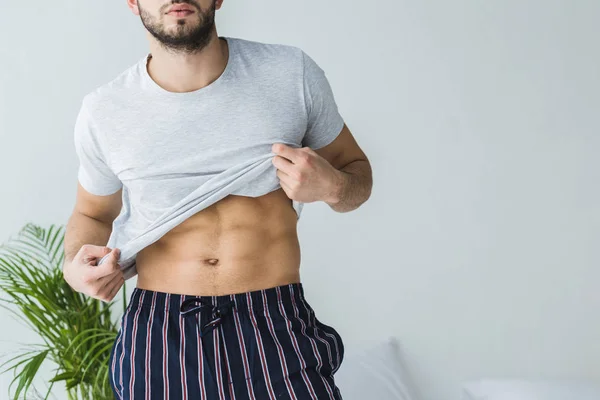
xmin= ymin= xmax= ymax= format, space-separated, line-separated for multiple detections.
xmin=0 ymin=223 xmax=126 ymax=400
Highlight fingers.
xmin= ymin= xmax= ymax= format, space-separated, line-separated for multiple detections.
xmin=90 ymin=248 xmax=121 ymax=279
xmin=78 ymin=245 xmax=112 ymax=264
xmin=276 ymin=169 xmax=295 ymax=187
xmin=94 ymin=269 xmax=122 ymax=289
xmin=94 ymin=272 xmax=124 ymax=303
xmin=272 ymin=154 xmax=295 ymax=175
xmin=106 ymin=276 xmax=125 ymax=301
xmin=279 ymin=179 xmax=293 ymax=195
xmin=272 ymin=143 xmax=301 ymax=163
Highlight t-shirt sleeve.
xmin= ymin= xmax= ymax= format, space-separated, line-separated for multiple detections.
xmin=73 ymin=101 xmax=123 ymax=196
xmin=301 ymin=51 xmax=345 ymax=149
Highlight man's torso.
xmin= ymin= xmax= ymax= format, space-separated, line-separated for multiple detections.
xmin=87 ymin=37 xmax=311 ymax=294
xmin=136 ymin=187 xmax=301 ymax=296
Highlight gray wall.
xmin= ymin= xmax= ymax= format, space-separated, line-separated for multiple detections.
xmin=1 ymin=1 xmax=598 ymax=399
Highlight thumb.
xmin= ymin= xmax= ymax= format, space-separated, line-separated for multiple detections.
xmin=98 ymin=247 xmax=120 ymax=267
xmin=272 ymin=143 xmax=300 ymax=162
xmin=81 ymin=245 xmax=111 ymax=265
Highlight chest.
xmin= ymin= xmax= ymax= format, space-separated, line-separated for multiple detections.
xmin=100 ymin=93 xmax=308 ymax=182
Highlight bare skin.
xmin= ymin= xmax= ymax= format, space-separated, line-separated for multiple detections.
xmin=135 ymin=188 xmax=302 ymax=296
xmin=125 ymin=0 xmax=297 ymax=295
xmin=62 ymin=0 xmax=372 ymax=302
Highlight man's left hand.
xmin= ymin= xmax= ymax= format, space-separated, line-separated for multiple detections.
xmin=271 ymin=143 xmax=341 ymax=204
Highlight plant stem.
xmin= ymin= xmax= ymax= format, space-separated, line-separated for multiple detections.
xmin=42 ymin=373 xmax=55 ymax=400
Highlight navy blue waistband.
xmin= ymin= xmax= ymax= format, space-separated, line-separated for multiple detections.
xmin=127 ymin=282 xmax=307 ymax=315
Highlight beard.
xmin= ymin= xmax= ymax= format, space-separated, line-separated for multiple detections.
xmin=138 ymin=0 xmax=217 ymax=55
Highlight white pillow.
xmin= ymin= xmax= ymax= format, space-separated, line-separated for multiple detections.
xmin=462 ymin=379 xmax=600 ymax=400
xmin=334 ymin=337 xmax=421 ymax=400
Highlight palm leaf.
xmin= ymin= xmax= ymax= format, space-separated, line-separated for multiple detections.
xmin=0 ymin=223 xmax=127 ymax=399
xmin=8 ymin=350 xmax=48 ymax=400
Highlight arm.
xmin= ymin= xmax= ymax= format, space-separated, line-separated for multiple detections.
xmin=63 ymin=183 xmax=122 ymax=268
xmin=66 ymin=98 xmax=124 ymax=265
xmin=272 ymin=124 xmax=373 ymax=213
xmin=62 ymin=183 xmax=124 ymax=302
xmin=314 ymin=124 xmax=372 ymax=213
xmin=272 ymin=51 xmax=372 ymax=212
xmin=63 ymin=99 xmax=125 ymax=302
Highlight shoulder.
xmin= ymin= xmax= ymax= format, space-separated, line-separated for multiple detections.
xmin=81 ymin=56 xmax=145 ymax=113
xmin=228 ymin=36 xmax=308 ymax=68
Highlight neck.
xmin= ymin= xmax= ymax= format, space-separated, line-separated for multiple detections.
xmin=146 ymin=32 xmax=229 ymax=93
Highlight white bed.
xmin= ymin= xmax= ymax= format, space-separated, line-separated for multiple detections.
xmin=334 ymin=338 xmax=600 ymax=400
xmin=334 ymin=337 xmax=422 ymax=400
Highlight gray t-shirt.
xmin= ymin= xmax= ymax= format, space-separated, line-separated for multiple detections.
xmin=74 ymin=36 xmax=345 ymax=280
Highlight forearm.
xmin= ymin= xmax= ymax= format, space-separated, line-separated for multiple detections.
xmin=326 ymin=159 xmax=373 ymax=213
xmin=63 ymin=212 xmax=112 ymax=267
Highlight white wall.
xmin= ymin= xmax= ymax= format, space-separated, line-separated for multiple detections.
xmin=1 ymin=1 xmax=599 ymax=399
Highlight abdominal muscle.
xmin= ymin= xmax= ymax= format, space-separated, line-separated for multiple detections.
xmin=134 ymin=188 xmax=301 ymax=296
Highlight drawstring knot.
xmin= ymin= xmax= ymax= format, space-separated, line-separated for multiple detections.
xmin=179 ymin=297 xmax=235 ymax=337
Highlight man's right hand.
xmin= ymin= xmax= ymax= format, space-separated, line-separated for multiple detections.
xmin=63 ymin=245 xmax=125 ymax=303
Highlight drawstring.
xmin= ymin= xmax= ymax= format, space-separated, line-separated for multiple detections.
xmin=179 ymin=297 xmax=235 ymax=337
xmin=179 ymin=296 xmax=236 ymax=390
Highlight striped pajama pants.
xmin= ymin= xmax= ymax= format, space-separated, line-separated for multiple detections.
xmin=108 ymin=283 xmax=345 ymax=399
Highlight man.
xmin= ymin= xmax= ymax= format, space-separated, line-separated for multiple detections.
xmin=62 ymin=0 xmax=372 ymax=399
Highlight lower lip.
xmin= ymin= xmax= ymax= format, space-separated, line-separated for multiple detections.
xmin=168 ymin=10 xmax=194 ymax=17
